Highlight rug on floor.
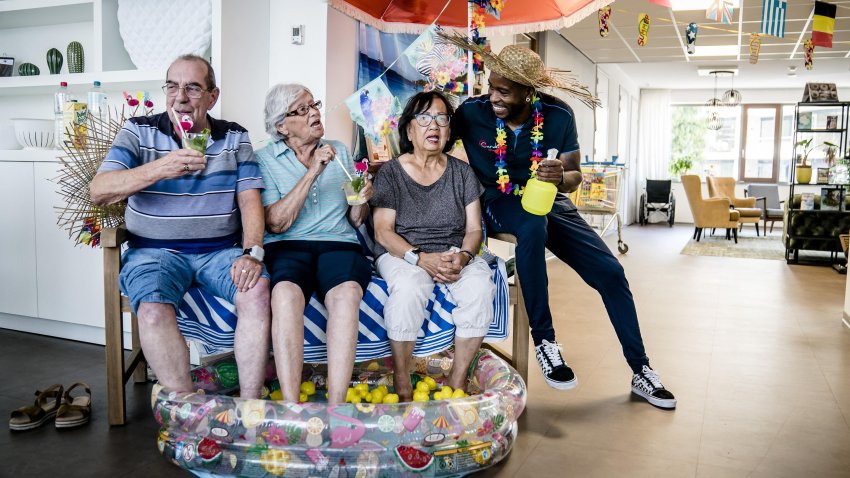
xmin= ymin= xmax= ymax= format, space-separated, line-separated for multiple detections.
xmin=680 ymin=234 xmax=786 ymax=260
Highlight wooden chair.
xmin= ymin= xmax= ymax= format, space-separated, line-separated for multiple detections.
xmin=102 ymin=226 xmax=146 ymax=426
xmin=101 ymin=227 xmax=532 ymax=426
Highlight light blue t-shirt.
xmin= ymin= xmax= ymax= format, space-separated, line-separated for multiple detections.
xmin=256 ymin=139 xmax=359 ymax=245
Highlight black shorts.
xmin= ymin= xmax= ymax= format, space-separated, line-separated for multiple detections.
xmin=265 ymin=240 xmax=372 ymax=302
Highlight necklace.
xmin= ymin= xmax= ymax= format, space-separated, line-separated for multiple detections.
xmin=494 ymin=94 xmax=544 ymax=195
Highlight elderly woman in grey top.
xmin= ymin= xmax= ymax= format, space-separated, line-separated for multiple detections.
xmin=371 ymin=91 xmax=495 ymax=401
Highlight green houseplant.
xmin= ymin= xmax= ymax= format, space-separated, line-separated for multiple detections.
xmin=669 ymin=156 xmax=694 ymax=179
xmin=795 ymin=138 xmax=814 ymax=184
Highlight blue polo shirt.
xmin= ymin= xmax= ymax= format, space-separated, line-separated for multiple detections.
xmin=256 ymin=139 xmax=359 ymax=245
xmin=452 ymin=92 xmax=580 ymax=206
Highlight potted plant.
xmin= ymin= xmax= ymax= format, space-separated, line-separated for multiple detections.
xmin=669 ymin=155 xmax=694 ymax=179
xmin=795 ymin=138 xmax=814 ymax=184
xmin=823 ymin=141 xmax=838 ymax=166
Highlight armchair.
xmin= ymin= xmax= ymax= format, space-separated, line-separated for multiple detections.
xmin=744 ymin=184 xmax=784 ymax=234
xmin=681 ymin=175 xmax=741 ymax=242
xmin=707 ymin=176 xmax=762 ymax=236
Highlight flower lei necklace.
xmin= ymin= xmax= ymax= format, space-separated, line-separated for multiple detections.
xmin=494 ymin=94 xmax=544 ymax=195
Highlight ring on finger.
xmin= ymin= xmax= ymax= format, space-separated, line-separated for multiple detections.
xmin=183 ymin=164 xmax=190 ymax=172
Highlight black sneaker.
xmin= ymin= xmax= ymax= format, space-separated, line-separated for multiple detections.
xmin=534 ymin=339 xmax=577 ymax=390
xmin=631 ymin=365 xmax=676 ymax=409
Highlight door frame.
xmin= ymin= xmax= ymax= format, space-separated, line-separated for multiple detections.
xmin=739 ymin=104 xmax=782 ymax=183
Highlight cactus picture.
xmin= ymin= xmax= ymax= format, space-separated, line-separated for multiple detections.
xmin=18 ymin=62 xmax=40 ymax=76
xmin=67 ymin=41 xmax=84 ymax=73
xmin=47 ymin=47 xmax=63 ymax=74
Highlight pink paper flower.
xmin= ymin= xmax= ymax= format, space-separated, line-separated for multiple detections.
xmin=354 ymin=161 xmax=368 ymax=173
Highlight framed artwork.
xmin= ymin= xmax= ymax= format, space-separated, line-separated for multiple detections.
xmin=826 ymin=115 xmax=838 ymax=130
xmin=800 ymin=192 xmax=815 ymax=210
xmin=820 ymin=187 xmax=843 ymax=211
xmin=797 ymin=111 xmax=812 ymax=130
xmin=817 ymin=168 xmax=830 ymax=184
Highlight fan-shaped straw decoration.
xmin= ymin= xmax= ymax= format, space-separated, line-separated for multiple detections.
xmin=54 ymin=107 xmax=144 ymax=247
xmin=437 ymin=31 xmax=599 ymax=110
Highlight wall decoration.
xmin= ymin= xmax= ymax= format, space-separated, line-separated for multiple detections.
xmin=760 ymin=0 xmax=787 ymax=38
xmin=0 ymin=56 xmax=13 ymax=77
xmin=404 ymin=25 xmax=468 ymax=95
xmin=706 ymin=0 xmax=734 ymax=24
xmin=812 ymin=1 xmax=836 ymax=48
xmin=46 ymin=48 xmax=63 ymax=74
xmin=686 ymin=22 xmax=698 ymax=54
xmin=345 ymin=77 xmax=401 ymax=143
xmin=820 ymin=187 xmax=842 ymax=210
xmin=637 ymin=13 xmax=651 ymax=46
xmin=67 ymin=41 xmax=84 ymax=73
xmin=18 ymin=62 xmax=39 ymax=76
xmin=749 ymin=33 xmax=761 ymax=64
xmin=802 ymin=83 xmax=838 ymax=102
xmin=804 ymin=39 xmax=814 ymax=70
xmin=598 ymin=7 xmax=612 ymax=38
xmin=117 ymin=0 xmax=212 ymax=71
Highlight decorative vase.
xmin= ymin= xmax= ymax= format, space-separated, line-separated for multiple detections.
xmin=18 ymin=62 xmax=40 ymax=76
xmin=46 ymin=48 xmax=63 ymax=74
xmin=796 ymin=165 xmax=812 ymax=184
xmin=117 ymin=0 xmax=212 ymax=71
xmin=67 ymin=42 xmax=84 ymax=73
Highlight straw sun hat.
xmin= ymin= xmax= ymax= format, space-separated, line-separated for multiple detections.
xmin=439 ymin=32 xmax=599 ymax=109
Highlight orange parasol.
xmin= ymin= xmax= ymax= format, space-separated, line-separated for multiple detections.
xmin=327 ymin=0 xmax=615 ymax=34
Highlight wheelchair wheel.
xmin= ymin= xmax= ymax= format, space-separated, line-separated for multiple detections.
xmin=617 ymin=241 xmax=629 ymax=254
xmin=638 ymin=194 xmax=646 ymax=225
xmin=668 ymin=199 xmax=675 ymax=227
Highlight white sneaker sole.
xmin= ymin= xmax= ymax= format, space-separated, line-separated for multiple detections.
xmin=544 ymin=375 xmax=578 ymax=390
xmin=631 ymin=387 xmax=676 ymax=409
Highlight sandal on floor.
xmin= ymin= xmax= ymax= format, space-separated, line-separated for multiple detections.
xmin=9 ymin=384 xmax=64 ymax=431
xmin=55 ymin=383 xmax=92 ymax=429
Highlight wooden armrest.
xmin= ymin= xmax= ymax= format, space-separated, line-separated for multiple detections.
xmin=101 ymin=226 xmax=127 ymax=248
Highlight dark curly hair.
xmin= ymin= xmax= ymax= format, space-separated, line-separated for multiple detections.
xmin=397 ymin=91 xmax=455 ymax=154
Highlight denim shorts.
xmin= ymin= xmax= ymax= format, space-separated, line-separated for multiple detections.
xmin=119 ymin=247 xmax=269 ymax=313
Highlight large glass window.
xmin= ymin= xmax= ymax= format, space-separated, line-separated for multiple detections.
xmin=671 ymin=105 xmax=740 ymax=178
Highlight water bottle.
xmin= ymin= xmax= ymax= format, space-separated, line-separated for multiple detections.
xmin=521 ymin=148 xmax=559 ymax=216
xmin=54 ymin=81 xmax=71 ymax=149
xmin=87 ymin=80 xmax=107 ymax=118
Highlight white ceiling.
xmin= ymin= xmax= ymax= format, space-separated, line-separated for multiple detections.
xmin=559 ymin=0 xmax=850 ymax=89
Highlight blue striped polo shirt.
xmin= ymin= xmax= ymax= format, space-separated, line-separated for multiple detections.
xmin=256 ymin=139 xmax=359 ymax=245
xmin=98 ymin=112 xmax=264 ymax=252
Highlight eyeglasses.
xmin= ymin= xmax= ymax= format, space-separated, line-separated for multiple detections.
xmin=286 ymin=101 xmax=323 ymax=117
xmin=414 ymin=113 xmax=451 ymax=127
xmin=162 ymin=82 xmax=210 ymax=99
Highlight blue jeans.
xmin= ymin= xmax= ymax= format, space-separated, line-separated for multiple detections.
xmin=485 ymin=195 xmax=649 ymax=373
xmin=119 ymin=247 xmax=269 ymax=313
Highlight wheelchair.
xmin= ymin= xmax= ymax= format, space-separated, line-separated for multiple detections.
xmin=638 ymin=179 xmax=675 ymax=226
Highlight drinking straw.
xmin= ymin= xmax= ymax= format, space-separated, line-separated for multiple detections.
xmin=171 ymin=107 xmax=188 ymax=143
xmin=324 ymin=143 xmax=354 ymax=182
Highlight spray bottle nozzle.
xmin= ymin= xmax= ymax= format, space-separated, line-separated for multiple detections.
xmin=546 ymin=148 xmax=559 ymax=160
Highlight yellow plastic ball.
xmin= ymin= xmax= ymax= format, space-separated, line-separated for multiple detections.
xmin=354 ymin=383 xmax=369 ymax=396
xmin=270 ymin=389 xmax=283 ymax=401
xmin=300 ymin=381 xmax=316 ymax=396
xmin=382 ymin=393 xmax=400 ymax=404
xmin=413 ymin=390 xmax=430 ymax=402
xmin=415 ymin=381 xmax=431 ymax=393
xmin=299 ymin=392 xmax=308 ymax=402
xmin=423 ymin=376 xmax=437 ymax=391
xmin=452 ymin=388 xmax=467 ymax=399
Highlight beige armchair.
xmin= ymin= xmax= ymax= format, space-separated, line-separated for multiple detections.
xmin=706 ymin=176 xmax=762 ymax=236
xmin=681 ymin=175 xmax=741 ymax=242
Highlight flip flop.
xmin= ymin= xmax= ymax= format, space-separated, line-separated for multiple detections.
xmin=55 ymin=383 xmax=92 ymax=429
xmin=9 ymin=384 xmax=64 ymax=431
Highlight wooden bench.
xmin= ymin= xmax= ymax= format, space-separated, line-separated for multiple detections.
xmin=102 ymin=227 xmax=531 ymax=426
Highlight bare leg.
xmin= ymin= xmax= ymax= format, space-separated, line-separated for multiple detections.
xmin=137 ymin=302 xmax=192 ymax=392
xmin=271 ymin=282 xmax=305 ymax=402
xmin=323 ymin=281 xmax=362 ymax=404
xmin=390 ymin=340 xmax=416 ymax=401
xmin=233 ymin=278 xmax=271 ymax=399
xmin=448 ymin=336 xmax=485 ymax=392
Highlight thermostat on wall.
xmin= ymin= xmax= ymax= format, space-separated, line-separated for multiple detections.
xmin=292 ymin=25 xmax=304 ymax=45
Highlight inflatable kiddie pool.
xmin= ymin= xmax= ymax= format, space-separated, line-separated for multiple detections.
xmin=153 ymin=349 xmax=526 ymax=477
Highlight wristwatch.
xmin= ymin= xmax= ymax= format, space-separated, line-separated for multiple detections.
xmin=242 ymin=245 xmax=265 ymax=262
xmin=460 ymin=250 xmax=476 ymax=262
xmin=404 ymin=247 xmax=421 ymax=266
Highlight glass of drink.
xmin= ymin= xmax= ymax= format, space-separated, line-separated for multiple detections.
xmin=182 ymin=128 xmax=210 ymax=155
xmin=343 ymin=177 xmax=367 ymax=206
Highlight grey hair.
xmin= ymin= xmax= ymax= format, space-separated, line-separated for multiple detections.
xmin=168 ymin=54 xmax=217 ymax=89
xmin=264 ymin=83 xmax=311 ymax=141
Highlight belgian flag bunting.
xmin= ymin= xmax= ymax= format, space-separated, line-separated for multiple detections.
xmin=812 ymin=1 xmax=837 ymax=48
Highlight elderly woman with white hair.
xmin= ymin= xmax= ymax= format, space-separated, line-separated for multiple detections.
xmin=255 ymin=83 xmax=373 ymax=404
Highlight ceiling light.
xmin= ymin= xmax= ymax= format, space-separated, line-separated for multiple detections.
xmin=697 ymin=67 xmax=739 ymax=76
xmin=691 ymin=45 xmax=740 ymax=57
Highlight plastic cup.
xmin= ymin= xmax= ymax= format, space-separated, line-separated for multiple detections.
xmin=182 ymin=131 xmax=209 ymax=155
xmin=343 ymin=178 xmax=367 ymax=206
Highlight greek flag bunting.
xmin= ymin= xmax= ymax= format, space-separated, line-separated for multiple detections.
xmin=760 ymin=0 xmax=786 ymax=38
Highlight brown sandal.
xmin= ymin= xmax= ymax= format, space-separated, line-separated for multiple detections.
xmin=9 ymin=384 xmax=64 ymax=431
xmin=55 ymin=383 xmax=92 ymax=429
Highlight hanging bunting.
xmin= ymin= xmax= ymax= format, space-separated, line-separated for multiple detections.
xmin=686 ymin=22 xmax=698 ymax=54
xmin=344 ymin=77 xmax=401 ymax=142
xmin=405 ymin=25 xmax=469 ymax=94
xmin=804 ymin=39 xmax=814 ymax=70
xmin=637 ymin=13 xmax=651 ymax=46
xmin=469 ymin=1 xmax=488 ymax=76
xmin=760 ymin=0 xmax=787 ymax=38
xmin=749 ymin=33 xmax=761 ymax=64
xmin=598 ymin=7 xmax=612 ymax=37
xmin=648 ymin=0 xmax=671 ymax=6
xmin=812 ymin=1 xmax=836 ymax=48
xmin=706 ymin=0 xmax=735 ymax=24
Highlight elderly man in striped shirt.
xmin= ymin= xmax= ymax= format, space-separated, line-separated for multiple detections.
xmin=90 ymin=54 xmax=270 ymax=399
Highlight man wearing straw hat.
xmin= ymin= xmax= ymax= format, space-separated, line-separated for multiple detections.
xmin=90 ymin=54 xmax=271 ymax=399
xmin=448 ymin=41 xmax=676 ymax=409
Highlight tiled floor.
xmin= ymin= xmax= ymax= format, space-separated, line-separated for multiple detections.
xmin=2 ymin=224 xmax=849 ymax=477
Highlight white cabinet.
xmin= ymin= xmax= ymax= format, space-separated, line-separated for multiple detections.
xmin=33 ymin=161 xmax=104 ymax=327
xmin=0 ymin=162 xmax=39 ymax=317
